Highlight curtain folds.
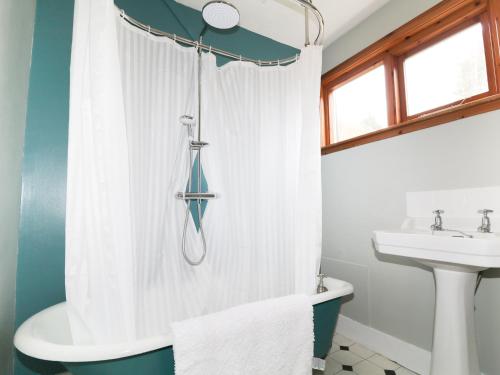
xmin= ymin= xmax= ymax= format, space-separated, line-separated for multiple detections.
xmin=66 ymin=0 xmax=322 ymax=344
xmin=66 ymin=0 xmax=135 ymax=344
xmin=200 ymin=48 xmax=323 ymax=310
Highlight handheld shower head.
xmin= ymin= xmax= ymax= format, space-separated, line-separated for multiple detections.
xmin=202 ymin=1 xmax=240 ymax=30
xmin=180 ymin=115 xmax=196 ymax=139
xmin=180 ymin=115 xmax=196 ymax=126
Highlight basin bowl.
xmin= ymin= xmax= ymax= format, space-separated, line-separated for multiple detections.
xmin=374 ymin=229 xmax=500 ymax=269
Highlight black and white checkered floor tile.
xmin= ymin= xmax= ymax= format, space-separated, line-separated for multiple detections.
xmin=313 ymin=334 xmax=419 ymax=375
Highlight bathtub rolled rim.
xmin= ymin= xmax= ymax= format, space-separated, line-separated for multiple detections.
xmin=14 ymin=302 xmax=174 ymax=363
xmin=14 ymin=276 xmax=353 ymax=363
xmin=311 ymin=277 xmax=353 ymax=305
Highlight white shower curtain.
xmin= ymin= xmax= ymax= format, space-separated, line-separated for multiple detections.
xmin=66 ymin=0 xmax=136 ymax=343
xmin=66 ymin=0 xmax=322 ymax=344
xmin=199 ymin=50 xmax=323 ymax=310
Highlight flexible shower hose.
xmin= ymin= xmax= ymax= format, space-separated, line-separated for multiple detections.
xmin=181 ymin=142 xmax=207 ymax=266
xmin=181 ymin=41 xmax=207 ymax=266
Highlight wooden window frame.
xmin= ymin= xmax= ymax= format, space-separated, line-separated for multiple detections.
xmin=321 ymin=0 xmax=500 ymax=155
xmin=324 ymin=58 xmax=387 ymax=145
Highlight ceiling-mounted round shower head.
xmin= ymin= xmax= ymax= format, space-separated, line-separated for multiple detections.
xmin=202 ymin=1 xmax=240 ymax=30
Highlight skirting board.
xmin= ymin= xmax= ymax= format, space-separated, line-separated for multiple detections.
xmin=335 ymin=314 xmax=431 ymax=375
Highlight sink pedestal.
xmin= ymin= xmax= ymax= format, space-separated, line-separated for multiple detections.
xmin=430 ymin=267 xmax=481 ymax=375
xmin=374 ymin=226 xmax=500 ymax=375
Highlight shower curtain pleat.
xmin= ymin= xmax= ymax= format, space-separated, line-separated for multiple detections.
xmin=67 ymin=0 xmax=322 ymax=344
xmin=66 ymin=0 xmax=136 ymax=343
xmin=116 ymin=18 xmax=213 ymax=337
xmin=294 ymin=47 xmax=323 ymax=294
xmin=200 ymin=48 xmax=323 ymax=309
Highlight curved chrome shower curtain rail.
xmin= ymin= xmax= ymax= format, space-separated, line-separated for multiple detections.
xmin=119 ymin=0 xmax=324 ymax=67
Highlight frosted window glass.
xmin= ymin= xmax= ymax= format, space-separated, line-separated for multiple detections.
xmin=329 ymin=65 xmax=388 ymax=143
xmin=404 ymin=23 xmax=489 ymax=116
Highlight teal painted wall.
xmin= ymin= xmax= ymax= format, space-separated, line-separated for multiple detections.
xmin=15 ymin=1 xmax=297 ymax=374
xmin=0 ymin=0 xmax=36 ymax=373
xmin=15 ymin=1 xmax=73 ymax=373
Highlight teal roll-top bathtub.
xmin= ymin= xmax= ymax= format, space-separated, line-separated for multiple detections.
xmin=15 ymin=277 xmax=353 ymax=375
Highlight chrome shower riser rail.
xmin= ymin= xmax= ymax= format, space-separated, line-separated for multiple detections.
xmin=119 ymin=0 xmax=324 ymax=67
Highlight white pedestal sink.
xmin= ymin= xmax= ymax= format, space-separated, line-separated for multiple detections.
xmin=373 ymin=227 xmax=500 ymax=375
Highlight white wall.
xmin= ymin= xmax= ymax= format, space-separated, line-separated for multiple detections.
xmin=322 ymin=1 xmax=500 ymax=374
xmin=322 ymin=0 xmax=440 ymax=73
xmin=0 ymin=0 xmax=36 ymax=374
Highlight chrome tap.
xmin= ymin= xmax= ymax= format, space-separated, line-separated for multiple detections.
xmin=317 ymin=274 xmax=328 ymax=294
xmin=431 ymin=210 xmax=444 ymax=231
xmin=478 ymin=209 xmax=494 ymax=233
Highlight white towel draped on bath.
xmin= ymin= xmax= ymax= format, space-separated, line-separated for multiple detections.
xmin=172 ymin=295 xmax=314 ymax=375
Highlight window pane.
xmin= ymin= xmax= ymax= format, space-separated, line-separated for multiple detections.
xmin=404 ymin=23 xmax=488 ymax=116
xmin=329 ymin=65 xmax=388 ymax=143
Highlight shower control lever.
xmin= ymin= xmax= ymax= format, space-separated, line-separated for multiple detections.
xmin=176 ymin=192 xmax=217 ymax=200
xmin=190 ymin=140 xmax=209 ymax=150
xmin=478 ymin=209 xmax=494 ymax=233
